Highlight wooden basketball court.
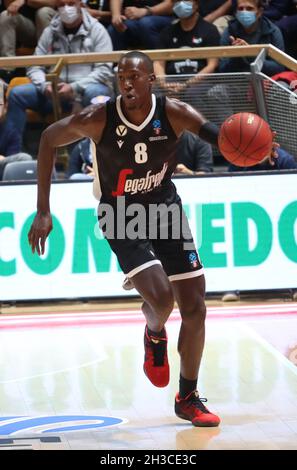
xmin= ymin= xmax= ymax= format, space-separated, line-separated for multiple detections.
xmin=0 ymin=300 xmax=297 ymax=450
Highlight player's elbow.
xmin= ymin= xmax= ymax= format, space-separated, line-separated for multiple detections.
xmin=40 ymin=127 xmax=52 ymax=150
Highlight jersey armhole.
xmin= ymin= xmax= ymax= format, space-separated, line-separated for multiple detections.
xmin=91 ymin=139 xmax=101 ymax=201
xmin=164 ymin=96 xmax=182 ymax=139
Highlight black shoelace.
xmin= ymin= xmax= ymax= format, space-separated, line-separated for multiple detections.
xmin=188 ymin=393 xmax=209 ymax=414
xmin=151 ymin=339 xmax=167 ymax=367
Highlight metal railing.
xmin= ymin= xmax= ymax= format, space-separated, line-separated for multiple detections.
xmin=1 ymin=45 xmax=297 ymax=158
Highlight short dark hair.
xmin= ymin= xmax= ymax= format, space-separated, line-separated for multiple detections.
xmin=119 ymin=51 xmax=154 ymax=74
xmin=253 ymin=0 xmax=264 ymax=7
xmin=236 ymin=0 xmax=264 ymax=8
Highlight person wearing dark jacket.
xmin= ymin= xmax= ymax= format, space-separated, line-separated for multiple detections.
xmin=232 ymin=0 xmax=292 ymax=20
xmin=220 ymin=0 xmax=285 ymax=76
xmin=274 ymin=0 xmax=297 ymax=57
xmin=175 ymin=131 xmax=213 ymax=175
xmin=228 ymin=147 xmax=297 ymax=172
xmin=0 ymin=81 xmax=32 ymax=180
xmin=67 ymin=137 xmax=94 ymax=180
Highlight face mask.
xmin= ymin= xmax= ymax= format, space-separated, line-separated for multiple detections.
xmin=236 ymin=10 xmax=257 ymax=28
xmin=173 ymin=1 xmax=194 ymax=19
xmin=58 ymin=5 xmax=80 ymax=25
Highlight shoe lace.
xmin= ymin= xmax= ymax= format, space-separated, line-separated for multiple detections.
xmin=188 ymin=391 xmax=209 ymax=413
xmin=149 ymin=337 xmax=167 ymax=367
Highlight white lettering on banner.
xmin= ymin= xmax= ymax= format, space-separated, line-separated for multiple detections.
xmin=0 ymin=173 xmax=296 ymax=300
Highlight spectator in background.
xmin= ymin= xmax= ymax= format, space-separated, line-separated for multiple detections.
xmin=274 ymin=0 xmax=297 ymax=58
xmin=154 ymin=0 xmax=220 ymax=93
xmin=0 ymin=0 xmax=57 ymax=58
xmin=0 ymin=79 xmax=32 ymax=181
xmin=220 ymin=0 xmax=285 ymax=76
xmin=271 ymin=70 xmax=297 ymax=93
xmin=67 ymin=137 xmax=94 ymax=180
xmin=231 ymin=0 xmax=292 ymax=19
xmin=228 ymin=146 xmax=297 ymax=171
xmin=82 ymin=0 xmax=111 ymax=27
xmin=175 ymin=131 xmax=213 ymax=175
xmin=234 ymin=1 xmax=297 ymax=57
xmin=5 ymin=0 xmax=114 ymax=147
xmin=200 ymin=0 xmax=233 ymax=34
xmin=108 ymin=0 xmax=173 ymax=50
xmin=259 ymin=0 xmax=291 ymax=21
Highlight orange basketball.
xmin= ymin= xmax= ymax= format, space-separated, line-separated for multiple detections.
xmin=218 ymin=113 xmax=273 ymax=167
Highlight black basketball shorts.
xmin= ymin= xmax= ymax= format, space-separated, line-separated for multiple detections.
xmin=98 ymin=196 xmax=204 ymax=281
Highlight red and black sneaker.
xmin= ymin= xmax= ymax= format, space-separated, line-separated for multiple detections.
xmin=143 ymin=325 xmax=169 ymax=388
xmin=175 ymin=390 xmax=220 ymax=427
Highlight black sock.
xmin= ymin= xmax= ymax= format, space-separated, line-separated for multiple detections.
xmin=179 ymin=374 xmax=197 ymax=399
xmin=147 ymin=326 xmax=165 ymax=338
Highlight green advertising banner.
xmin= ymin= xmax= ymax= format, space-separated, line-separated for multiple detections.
xmin=0 ymin=173 xmax=296 ymax=301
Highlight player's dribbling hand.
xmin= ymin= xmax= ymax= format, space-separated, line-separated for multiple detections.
xmin=268 ymin=131 xmax=280 ymax=166
xmin=28 ymin=212 xmax=53 ymax=256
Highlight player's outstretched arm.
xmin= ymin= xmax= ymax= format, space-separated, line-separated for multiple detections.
xmin=165 ymin=97 xmax=219 ymax=147
xmin=28 ymin=105 xmax=106 ymax=256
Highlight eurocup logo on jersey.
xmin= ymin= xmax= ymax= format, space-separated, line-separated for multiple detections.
xmin=189 ymin=252 xmax=199 ymax=268
xmin=152 ymin=119 xmax=162 ymax=135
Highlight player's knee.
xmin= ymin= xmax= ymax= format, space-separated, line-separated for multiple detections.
xmin=150 ymin=285 xmax=174 ymax=318
xmin=180 ymin=297 xmax=206 ymax=326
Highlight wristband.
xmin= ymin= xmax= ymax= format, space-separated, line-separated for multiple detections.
xmin=199 ymin=121 xmax=219 ymax=147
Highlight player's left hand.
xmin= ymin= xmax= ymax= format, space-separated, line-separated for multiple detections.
xmin=28 ymin=212 xmax=53 ymax=256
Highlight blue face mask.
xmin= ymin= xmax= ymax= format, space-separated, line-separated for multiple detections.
xmin=173 ymin=1 xmax=194 ymax=19
xmin=236 ymin=10 xmax=257 ymax=28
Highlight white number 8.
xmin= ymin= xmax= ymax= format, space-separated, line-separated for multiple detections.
xmin=134 ymin=143 xmax=148 ymax=164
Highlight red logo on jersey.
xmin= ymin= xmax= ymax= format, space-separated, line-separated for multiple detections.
xmin=111 ymin=163 xmax=168 ymax=197
xmin=112 ymin=169 xmax=133 ymax=197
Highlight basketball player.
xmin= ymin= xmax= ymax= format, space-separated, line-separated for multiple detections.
xmin=28 ymin=51 xmax=223 ymax=427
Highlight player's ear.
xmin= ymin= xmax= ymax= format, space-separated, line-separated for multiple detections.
xmin=149 ymin=73 xmax=156 ymax=83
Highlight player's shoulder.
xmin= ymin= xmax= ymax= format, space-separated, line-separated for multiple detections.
xmin=72 ymin=102 xmax=107 ymax=126
xmin=78 ymin=103 xmax=106 ymax=119
xmin=165 ymin=96 xmax=196 ymax=118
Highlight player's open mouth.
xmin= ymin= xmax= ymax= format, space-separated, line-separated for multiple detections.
xmin=126 ymin=94 xmax=135 ymax=100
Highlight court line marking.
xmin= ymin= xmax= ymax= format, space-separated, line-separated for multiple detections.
xmin=242 ymin=323 xmax=297 ymax=377
xmin=0 ymin=357 xmax=107 ymax=384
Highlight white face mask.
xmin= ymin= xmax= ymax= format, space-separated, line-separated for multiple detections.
xmin=58 ymin=5 xmax=80 ymax=25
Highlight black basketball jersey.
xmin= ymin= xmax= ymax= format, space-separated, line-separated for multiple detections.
xmin=95 ymin=94 xmax=178 ymax=205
